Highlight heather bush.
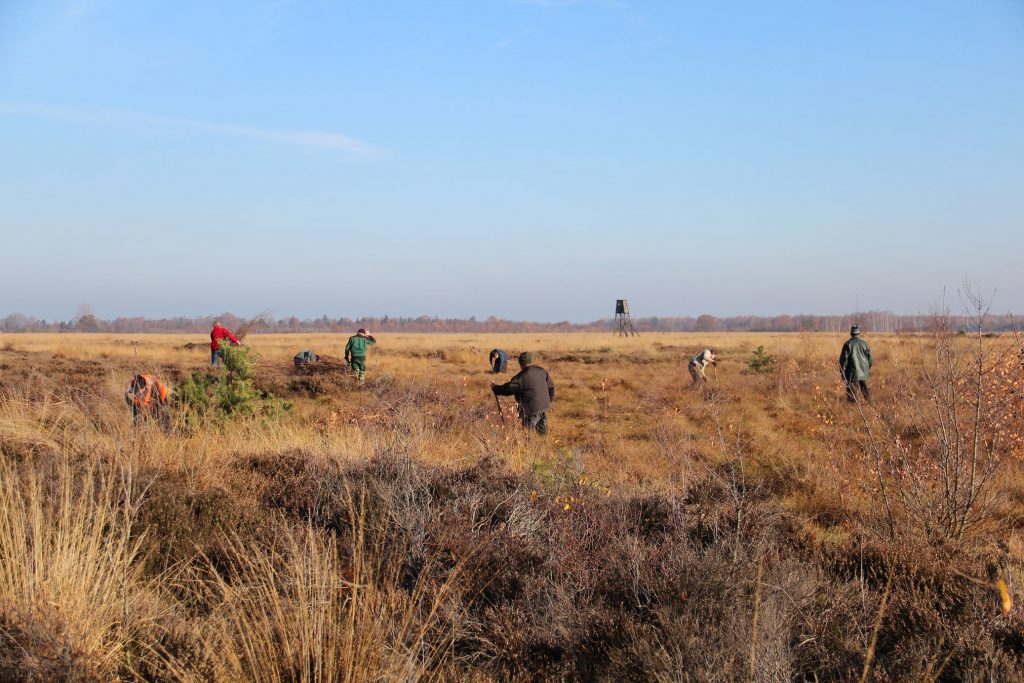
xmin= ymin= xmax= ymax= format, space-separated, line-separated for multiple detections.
xmin=2 ymin=329 xmax=1023 ymax=681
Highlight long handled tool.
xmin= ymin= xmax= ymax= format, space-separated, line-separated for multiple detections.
xmin=493 ymin=388 xmax=506 ymax=424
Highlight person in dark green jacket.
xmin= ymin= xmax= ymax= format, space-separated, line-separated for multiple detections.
xmin=839 ymin=325 xmax=872 ymax=402
xmin=344 ymin=329 xmax=376 ymax=382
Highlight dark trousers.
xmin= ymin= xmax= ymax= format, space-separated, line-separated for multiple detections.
xmin=846 ymin=380 xmax=870 ymax=402
xmin=521 ymin=411 xmax=548 ymax=435
xmin=132 ymin=402 xmax=170 ymax=431
xmin=688 ymin=361 xmax=706 ymax=386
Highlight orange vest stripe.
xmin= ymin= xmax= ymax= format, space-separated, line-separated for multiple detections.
xmin=126 ymin=374 xmax=168 ymax=407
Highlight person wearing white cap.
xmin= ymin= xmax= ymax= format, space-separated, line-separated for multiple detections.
xmin=839 ymin=324 xmax=873 ymax=402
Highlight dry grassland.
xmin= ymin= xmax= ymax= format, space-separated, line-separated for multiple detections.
xmin=0 ymin=330 xmax=1022 ymax=681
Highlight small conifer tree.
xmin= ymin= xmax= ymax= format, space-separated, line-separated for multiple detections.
xmin=177 ymin=345 xmax=291 ymax=426
xmin=747 ymin=345 xmax=776 ymax=374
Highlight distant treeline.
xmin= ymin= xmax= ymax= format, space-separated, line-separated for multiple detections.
xmin=1 ymin=311 xmax=1020 ymax=334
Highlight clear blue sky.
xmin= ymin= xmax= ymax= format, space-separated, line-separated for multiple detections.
xmin=2 ymin=1 xmax=1021 ymax=322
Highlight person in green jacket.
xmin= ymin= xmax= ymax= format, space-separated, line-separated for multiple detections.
xmin=839 ymin=324 xmax=872 ymax=402
xmin=344 ymin=329 xmax=376 ymax=382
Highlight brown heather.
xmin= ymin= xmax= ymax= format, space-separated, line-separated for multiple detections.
xmin=0 ymin=326 xmax=1022 ymax=681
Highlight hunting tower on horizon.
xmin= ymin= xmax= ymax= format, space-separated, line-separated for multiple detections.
xmin=614 ymin=299 xmax=638 ymax=337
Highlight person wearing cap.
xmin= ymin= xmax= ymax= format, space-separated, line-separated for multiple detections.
xmin=491 ymin=352 xmax=555 ymax=435
xmin=344 ymin=328 xmax=376 ymax=382
xmin=688 ymin=348 xmax=718 ymax=387
xmin=839 ymin=324 xmax=873 ymax=402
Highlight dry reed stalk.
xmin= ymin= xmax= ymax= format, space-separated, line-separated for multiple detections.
xmin=749 ymin=552 xmax=765 ymax=682
xmin=859 ymin=573 xmax=892 ymax=683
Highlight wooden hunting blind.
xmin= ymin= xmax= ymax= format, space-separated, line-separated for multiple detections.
xmin=614 ymin=299 xmax=638 ymax=336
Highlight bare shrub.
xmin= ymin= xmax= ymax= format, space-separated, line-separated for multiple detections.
xmin=857 ymin=288 xmax=1024 ymax=542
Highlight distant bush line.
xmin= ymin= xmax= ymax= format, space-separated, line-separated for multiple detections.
xmin=1 ymin=311 xmax=1020 ymax=334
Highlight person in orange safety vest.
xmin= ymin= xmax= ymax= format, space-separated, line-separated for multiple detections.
xmin=125 ymin=373 xmax=171 ymax=431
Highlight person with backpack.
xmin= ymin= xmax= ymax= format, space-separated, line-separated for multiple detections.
xmin=210 ymin=321 xmax=241 ymax=367
xmin=491 ymin=352 xmax=555 ymax=435
xmin=125 ymin=373 xmax=171 ymax=431
xmin=688 ymin=349 xmax=718 ymax=387
xmin=839 ymin=324 xmax=873 ymax=402
xmin=344 ymin=329 xmax=376 ymax=382
xmin=489 ymin=348 xmax=509 ymax=373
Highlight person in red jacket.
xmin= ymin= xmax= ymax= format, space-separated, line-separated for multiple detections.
xmin=210 ymin=321 xmax=241 ymax=367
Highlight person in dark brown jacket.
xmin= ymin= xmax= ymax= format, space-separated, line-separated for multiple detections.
xmin=491 ymin=352 xmax=555 ymax=435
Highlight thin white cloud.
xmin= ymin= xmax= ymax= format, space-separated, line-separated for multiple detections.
xmin=492 ymin=26 xmax=542 ymax=52
xmin=594 ymin=34 xmax=667 ymax=56
xmin=513 ymin=0 xmax=629 ymax=7
xmin=59 ymin=0 xmax=112 ymax=31
xmin=0 ymin=101 xmax=385 ymax=159
xmin=513 ymin=0 xmax=582 ymax=6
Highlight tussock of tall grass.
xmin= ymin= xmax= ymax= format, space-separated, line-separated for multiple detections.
xmin=168 ymin=489 xmax=466 ymax=682
xmin=0 ymin=458 xmax=149 ymax=680
xmin=0 ymin=392 xmax=75 ymax=457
